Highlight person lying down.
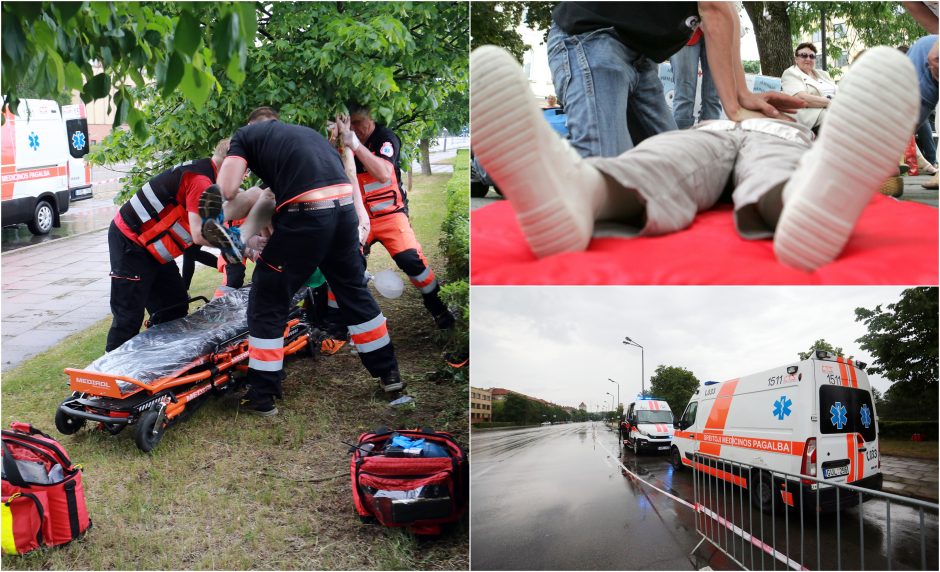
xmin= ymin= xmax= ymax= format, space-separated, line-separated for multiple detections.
xmin=471 ymin=46 xmax=919 ymax=271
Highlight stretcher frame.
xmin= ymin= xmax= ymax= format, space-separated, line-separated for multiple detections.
xmin=55 ymin=304 xmax=316 ymax=452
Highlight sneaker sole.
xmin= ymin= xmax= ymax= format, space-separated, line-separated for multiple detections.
xmin=774 ymin=47 xmax=919 ymax=270
xmin=202 ymin=220 xmax=244 ymax=265
xmin=199 ymin=184 xmax=224 ymax=221
xmin=241 ymin=407 xmax=278 ymax=417
xmin=471 ymin=46 xmax=592 ymax=258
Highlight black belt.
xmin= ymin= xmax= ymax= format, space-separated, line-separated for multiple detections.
xmin=283 ymin=196 xmax=353 ymax=212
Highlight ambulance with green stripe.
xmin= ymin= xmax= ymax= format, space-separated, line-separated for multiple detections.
xmin=670 ymin=350 xmax=883 ymax=512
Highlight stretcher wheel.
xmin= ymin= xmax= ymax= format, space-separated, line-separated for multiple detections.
xmin=103 ymin=423 xmax=125 ymax=435
xmin=55 ymin=407 xmax=85 ymax=435
xmin=134 ymin=410 xmax=166 ymax=452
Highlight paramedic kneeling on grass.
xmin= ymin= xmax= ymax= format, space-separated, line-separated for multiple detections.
xmin=209 ymin=107 xmax=403 ymax=417
xmin=106 ymin=140 xmax=232 ymax=352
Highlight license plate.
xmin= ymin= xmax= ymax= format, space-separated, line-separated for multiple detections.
xmin=824 ymin=465 xmax=850 ymax=478
xmin=75 ymin=187 xmax=91 ymax=196
xmin=658 ymin=446 xmax=669 ymax=451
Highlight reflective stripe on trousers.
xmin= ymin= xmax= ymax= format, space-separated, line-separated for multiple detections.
xmin=249 ymin=335 xmax=284 ymax=371
xmin=348 ymin=313 xmax=390 ymax=353
xmin=327 ymin=287 xmax=339 ymax=309
xmin=408 ymin=267 xmax=438 ymax=294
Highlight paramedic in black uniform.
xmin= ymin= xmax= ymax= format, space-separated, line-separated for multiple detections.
xmin=213 ymin=107 xmax=403 ymax=416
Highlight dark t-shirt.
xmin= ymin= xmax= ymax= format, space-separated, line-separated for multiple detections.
xmin=355 ymin=124 xmax=407 ymax=206
xmin=227 ymin=120 xmax=349 ymax=205
xmin=553 ymin=1 xmax=700 ymax=63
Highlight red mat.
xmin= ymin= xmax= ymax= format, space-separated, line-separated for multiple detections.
xmin=471 ymin=194 xmax=938 ymax=285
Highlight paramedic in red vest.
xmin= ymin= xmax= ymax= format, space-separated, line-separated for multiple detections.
xmin=105 ymin=141 xmax=230 ymax=352
xmin=213 ymin=107 xmax=402 ymax=416
xmin=341 ymin=103 xmax=455 ymax=329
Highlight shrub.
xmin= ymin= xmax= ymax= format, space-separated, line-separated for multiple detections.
xmin=438 ymin=149 xmax=469 ymax=368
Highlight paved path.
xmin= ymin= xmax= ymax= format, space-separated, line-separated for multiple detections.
xmin=1 ymin=229 xmax=113 ymax=370
xmin=880 ymin=454 xmax=939 ymax=502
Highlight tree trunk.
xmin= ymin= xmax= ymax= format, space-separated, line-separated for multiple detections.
xmin=419 ymin=137 xmax=432 ymax=176
xmin=744 ymin=1 xmax=794 ymax=78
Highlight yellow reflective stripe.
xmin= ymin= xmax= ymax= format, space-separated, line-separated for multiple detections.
xmin=2 ymin=501 xmax=18 ymax=555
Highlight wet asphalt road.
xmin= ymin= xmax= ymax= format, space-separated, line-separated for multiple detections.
xmin=470 ymin=422 xmax=938 ymax=571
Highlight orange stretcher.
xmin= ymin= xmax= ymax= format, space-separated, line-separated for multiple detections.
xmin=54 ymin=288 xmax=316 ymax=452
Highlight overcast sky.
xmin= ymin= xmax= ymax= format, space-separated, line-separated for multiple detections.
xmin=471 ymin=287 xmax=910 ymax=411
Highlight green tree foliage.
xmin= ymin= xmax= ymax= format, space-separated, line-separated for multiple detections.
xmin=494 ymin=392 xmax=571 ymax=425
xmin=855 ymin=287 xmax=938 ymax=420
xmin=648 ymin=365 xmax=700 ymax=415
xmin=747 ymin=2 xmax=922 ymax=78
xmin=1 ymin=2 xmax=256 ymax=127
xmin=89 ymin=1 xmax=468 ymax=201
xmin=470 ymin=1 xmax=555 ymax=62
xmin=797 ymin=339 xmax=845 ymax=361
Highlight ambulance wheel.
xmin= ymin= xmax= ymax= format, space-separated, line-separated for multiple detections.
xmin=670 ymin=447 xmax=684 ymax=471
xmin=134 ymin=410 xmax=166 ymax=453
xmin=750 ymin=470 xmax=776 ymax=513
xmin=28 ymin=200 xmax=55 ymax=235
xmin=470 ymin=181 xmax=489 ymax=198
xmin=55 ymin=407 xmax=85 ymax=435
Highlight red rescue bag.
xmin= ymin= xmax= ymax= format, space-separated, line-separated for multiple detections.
xmin=2 ymin=422 xmax=91 ymax=555
xmin=350 ymin=427 xmax=468 ymax=535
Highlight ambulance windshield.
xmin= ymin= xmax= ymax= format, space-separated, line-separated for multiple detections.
xmin=818 ymin=385 xmax=877 ymax=442
xmin=637 ymin=410 xmax=674 ymax=424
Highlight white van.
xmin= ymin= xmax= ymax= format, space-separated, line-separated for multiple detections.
xmin=620 ymin=399 xmax=675 ymax=455
xmin=671 ymin=350 xmax=882 ymax=512
xmin=1 ymin=99 xmax=92 ymax=235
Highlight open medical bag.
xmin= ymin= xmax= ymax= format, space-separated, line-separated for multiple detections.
xmin=2 ymin=423 xmax=91 ymax=555
xmin=350 ymin=427 xmax=468 ymax=535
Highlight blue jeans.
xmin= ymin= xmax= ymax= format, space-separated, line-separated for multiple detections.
xmin=917 ymin=119 xmax=936 ymax=165
xmin=547 ymin=24 xmax=677 ymax=158
xmin=908 ymin=35 xmax=938 ymax=127
xmin=669 ymin=40 xmax=721 ymax=129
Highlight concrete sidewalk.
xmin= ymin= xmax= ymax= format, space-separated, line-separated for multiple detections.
xmin=880 ymin=454 xmax=939 ymax=503
xmin=1 ymin=229 xmax=114 ymax=370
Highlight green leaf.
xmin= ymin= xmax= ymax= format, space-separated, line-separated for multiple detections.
xmin=127 ymin=106 xmax=149 ymax=140
xmin=64 ymin=61 xmax=84 ymax=91
xmin=236 ymin=2 xmax=257 ymax=41
xmin=53 ymin=1 xmax=83 ymax=23
xmin=161 ymin=52 xmax=185 ymax=97
xmin=211 ymin=12 xmax=235 ymax=69
xmin=84 ymin=73 xmax=111 ymax=100
xmin=112 ymin=91 xmax=130 ymax=128
xmin=179 ymin=65 xmax=212 ymax=109
xmin=46 ymin=50 xmax=66 ymax=93
xmin=173 ymin=10 xmax=201 ymax=57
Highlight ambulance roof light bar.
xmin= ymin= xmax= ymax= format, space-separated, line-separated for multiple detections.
xmin=636 ymin=395 xmax=666 ymax=401
xmin=815 ymin=350 xmax=834 ymax=360
xmin=703 ymin=381 xmax=720 ymax=386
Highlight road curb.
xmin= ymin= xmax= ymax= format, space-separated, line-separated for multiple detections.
xmin=0 ymin=225 xmax=110 ymax=258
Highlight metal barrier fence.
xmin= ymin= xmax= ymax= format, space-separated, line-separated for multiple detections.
xmin=691 ymin=452 xmax=939 ymax=571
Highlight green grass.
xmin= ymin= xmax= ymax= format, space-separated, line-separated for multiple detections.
xmin=1 ymin=172 xmax=468 ymax=570
xmin=879 ymin=438 xmax=938 ymax=461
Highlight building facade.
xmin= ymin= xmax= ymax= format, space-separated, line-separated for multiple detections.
xmin=471 ymin=386 xmax=493 ymax=423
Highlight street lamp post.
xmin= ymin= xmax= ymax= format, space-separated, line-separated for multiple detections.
xmin=605 ymin=392 xmax=615 ymax=417
xmin=608 ymin=378 xmax=620 ymax=411
xmin=623 ymin=336 xmax=645 ymax=396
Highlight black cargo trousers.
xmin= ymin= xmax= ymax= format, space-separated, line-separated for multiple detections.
xmin=246 ymin=202 xmax=398 ymax=401
xmin=106 ymin=222 xmax=189 ymax=352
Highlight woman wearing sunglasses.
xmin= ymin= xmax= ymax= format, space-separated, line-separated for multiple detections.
xmin=781 ymin=42 xmax=838 ymax=133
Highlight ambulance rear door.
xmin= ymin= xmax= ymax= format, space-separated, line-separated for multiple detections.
xmin=815 ymin=359 xmax=879 ymax=486
xmin=61 ymin=103 xmax=91 ymax=200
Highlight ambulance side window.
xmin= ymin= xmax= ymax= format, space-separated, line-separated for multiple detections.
xmin=680 ymin=402 xmax=698 ymax=429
